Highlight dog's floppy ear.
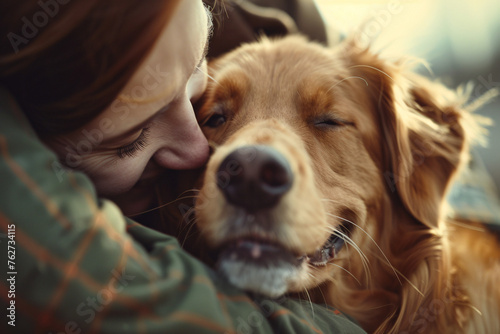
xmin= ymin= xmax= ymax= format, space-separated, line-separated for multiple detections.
xmin=345 ymin=42 xmax=476 ymax=228
xmin=383 ymin=75 xmax=466 ymax=229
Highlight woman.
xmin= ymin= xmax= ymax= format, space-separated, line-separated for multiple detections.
xmin=2 ymin=0 xmax=211 ymax=216
xmin=0 ymin=0 xmax=365 ymax=333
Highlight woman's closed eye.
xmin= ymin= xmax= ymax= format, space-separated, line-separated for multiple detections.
xmin=116 ymin=127 xmax=151 ymax=158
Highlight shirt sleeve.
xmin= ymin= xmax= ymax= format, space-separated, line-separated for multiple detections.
xmin=0 ymin=88 xmax=366 ymax=334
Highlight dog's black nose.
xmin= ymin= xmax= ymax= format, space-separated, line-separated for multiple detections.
xmin=217 ymin=145 xmax=293 ymax=212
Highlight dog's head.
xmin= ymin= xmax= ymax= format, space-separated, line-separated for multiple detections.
xmin=194 ymin=35 xmax=480 ymax=331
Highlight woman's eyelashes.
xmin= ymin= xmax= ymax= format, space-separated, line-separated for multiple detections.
xmin=116 ymin=127 xmax=151 ymax=159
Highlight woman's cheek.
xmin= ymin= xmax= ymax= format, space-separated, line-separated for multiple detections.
xmin=79 ymin=153 xmax=149 ymax=196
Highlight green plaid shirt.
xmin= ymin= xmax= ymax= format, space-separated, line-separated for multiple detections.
xmin=0 ymin=89 xmax=365 ymax=334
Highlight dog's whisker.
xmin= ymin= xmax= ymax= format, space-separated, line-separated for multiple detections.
xmin=178 ymin=188 xmax=201 ymax=196
xmin=327 ymin=213 xmax=402 ymax=286
xmin=331 ymin=229 xmax=372 ymax=284
xmin=304 ymin=268 xmax=316 ymax=278
xmin=130 ymin=188 xmax=200 ymax=217
xmin=331 ymin=228 xmax=370 ymax=267
xmin=177 ymin=207 xmax=199 ymax=239
xmin=367 ymin=253 xmax=425 ymax=298
xmin=321 ymin=224 xmax=369 ymax=266
xmin=327 ymin=76 xmax=368 ymax=93
xmin=343 ymin=241 xmax=373 ymax=289
xmin=348 ymin=64 xmax=395 ymax=82
xmin=180 ymin=219 xmax=197 ymax=242
xmin=184 ymin=217 xmax=197 ymax=231
xmin=316 ymin=285 xmax=328 ymax=306
xmin=327 ymin=263 xmax=362 ymax=286
xmin=180 ymin=209 xmax=200 ymax=248
xmin=302 ymin=285 xmax=315 ymax=319
xmin=128 ymin=195 xmax=197 ymax=217
xmin=197 ymin=66 xmax=220 ymax=85
xmin=392 ymin=267 xmax=424 ymax=298
xmin=321 ymin=224 xmax=372 ymax=284
xmin=182 ymin=208 xmax=197 ymax=226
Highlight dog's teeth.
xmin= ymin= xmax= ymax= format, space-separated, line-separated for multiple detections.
xmin=311 ymin=260 xmax=327 ymax=266
xmin=251 ymin=244 xmax=261 ymax=258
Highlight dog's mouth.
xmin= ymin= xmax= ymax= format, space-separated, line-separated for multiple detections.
xmin=218 ymin=225 xmax=348 ymax=267
xmin=300 ymin=225 xmax=350 ymax=266
xmin=215 ymin=223 xmax=350 ymax=297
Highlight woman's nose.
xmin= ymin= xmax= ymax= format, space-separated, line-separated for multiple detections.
xmin=153 ymin=97 xmax=210 ymax=170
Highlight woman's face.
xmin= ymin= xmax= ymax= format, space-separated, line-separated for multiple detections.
xmin=49 ymin=0 xmax=212 ymax=215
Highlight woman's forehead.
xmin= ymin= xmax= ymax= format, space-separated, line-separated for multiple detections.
xmin=90 ymin=0 xmax=210 ymax=137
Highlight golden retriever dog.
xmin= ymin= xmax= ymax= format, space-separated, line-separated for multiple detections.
xmin=191 ymin=36 xmax=500 ymax=333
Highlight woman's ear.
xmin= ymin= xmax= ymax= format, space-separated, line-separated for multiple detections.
xmin=345 ymin=41 xmax=475 ymax=229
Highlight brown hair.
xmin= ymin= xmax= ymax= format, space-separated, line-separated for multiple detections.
xmin=0 ymin=0 xmax=182 ymax=136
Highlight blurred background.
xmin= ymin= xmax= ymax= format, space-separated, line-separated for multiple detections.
xmin=315 ymin=0 xmax=500 ymax=190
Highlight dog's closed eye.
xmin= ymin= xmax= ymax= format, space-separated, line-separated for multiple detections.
xmin=312 ymin=115 xmax=353 ymax=130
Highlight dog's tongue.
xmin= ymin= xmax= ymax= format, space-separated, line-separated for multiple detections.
xmin=249 ymin=242 xmax=262 ymax=258
xmin=231 ymin=240 xmax=263 ymax=259
xmin=222 ymin=239 xmax=302 ymax=266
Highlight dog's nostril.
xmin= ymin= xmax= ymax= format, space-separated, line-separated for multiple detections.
xmin=217 ymin=145 xmax=293 ymax=212
xmin=260 ymin=159 xmax=292 ymax=189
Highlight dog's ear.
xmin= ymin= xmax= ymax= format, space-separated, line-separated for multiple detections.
xmin=344 ymin=42 xmax=475 ymax=228
xmin=383 ymin=75 xmax=466 ymax=229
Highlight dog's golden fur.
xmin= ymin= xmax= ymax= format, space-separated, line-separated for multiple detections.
xmin=188 ymin=36 xmax=500 ymax=333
